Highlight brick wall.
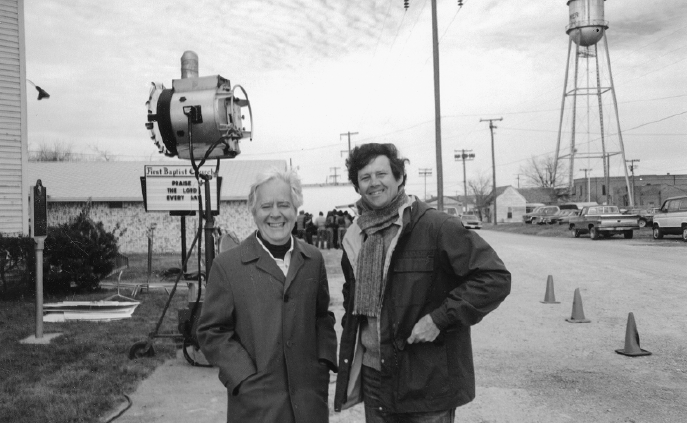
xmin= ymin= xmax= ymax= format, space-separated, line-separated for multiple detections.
xmin=47 ymin=201 xmax=255 ymax=254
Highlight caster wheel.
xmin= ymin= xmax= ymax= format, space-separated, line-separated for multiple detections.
xmin=128 ymin=340 xmax=155 ymax=359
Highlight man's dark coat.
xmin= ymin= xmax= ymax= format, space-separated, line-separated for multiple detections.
xmin=198 ymin=234 xmax=338 ymax=423
xmin=334 ymin=201 xmax=511 ymax=413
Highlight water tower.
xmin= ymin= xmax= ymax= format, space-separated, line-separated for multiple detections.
xmin=553 ymin=0 xmax=633 ymax=206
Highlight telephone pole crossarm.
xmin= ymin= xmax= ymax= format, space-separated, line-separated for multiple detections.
xmin=340 ymin=131 xmax=359 ymax=158
xmin=455 ymin=149 xmax=475 ymax=213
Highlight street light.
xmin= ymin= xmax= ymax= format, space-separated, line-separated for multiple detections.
xmin=455 ymin=150 xmax=475 ymax=213
xmin=26 ymin=79 xmax=50 ymax=100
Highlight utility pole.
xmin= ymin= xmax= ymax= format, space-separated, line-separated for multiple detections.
xmin=329 ymin=167 xmax=341 ymax=185
xmin=419 ymin=168 xmax=432 ymax=201
xmin=626 ymin=159 xmax=639 ymax=207
xmin=480 ymin=118 xmax=503 ymax=225
xmin=580 ymin=168 xmax=592 ymax=202
xmin=455 ymin=150 xmax=475 ymax=213
xmin=340 ymin=131 xmax=358 ymax=158
xmin=402 ymin=0 xmax=448 ymax=212
xmin=514 ymin=174 xmax=521 ymax=189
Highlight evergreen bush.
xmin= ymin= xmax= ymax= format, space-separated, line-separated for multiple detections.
xmin=0 ymin=234 xmax=35 ymax=298
xmin=44 ymin=203 xmax=120 ymax=293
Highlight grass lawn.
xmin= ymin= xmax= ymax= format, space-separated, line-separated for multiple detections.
xmin=0 ymin=253 xmax=190 ymax=423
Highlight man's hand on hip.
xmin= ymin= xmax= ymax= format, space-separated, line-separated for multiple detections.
xmin=406 ymin=314 xmax=440 ymax=344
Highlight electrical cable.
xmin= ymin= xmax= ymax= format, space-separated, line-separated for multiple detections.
xmin=183 ymin=112 xmax=225 ymax=368
xmin=104 ymin=394 xmax=132 ymax=423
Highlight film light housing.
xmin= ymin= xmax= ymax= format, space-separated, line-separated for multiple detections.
xmin=145 ymin=52 xmax=252 ymax=160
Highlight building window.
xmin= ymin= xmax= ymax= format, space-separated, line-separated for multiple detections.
xmin=507 ymin=207 xmax=512 ymax=219
xmin=108 ymin=202 xmax=123 ymax=209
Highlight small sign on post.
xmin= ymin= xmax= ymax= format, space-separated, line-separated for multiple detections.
xmin=31 ymin=180 xmax=48 ymax=237
xmin=21 ymin=180 xmax=61 ymax=344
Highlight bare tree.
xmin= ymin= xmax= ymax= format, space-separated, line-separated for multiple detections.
xmin=468 ymin=173 xmax=492 ymax=221
xmin=88 ymin=144 xmax=115 ymax=161
xmin=29 ymin=141 xmax=79 ymax=162
xmin=520 ymin=154 xmax=567 ymax=188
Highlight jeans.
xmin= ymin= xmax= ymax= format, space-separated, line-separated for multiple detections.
xmin=362 ymin=366 xmax=456 ymax=423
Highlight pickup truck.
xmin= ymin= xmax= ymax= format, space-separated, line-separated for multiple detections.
xmin=568 ymin=205 xmax=640 ymax=240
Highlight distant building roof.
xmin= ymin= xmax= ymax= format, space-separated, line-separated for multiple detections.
xmin=27 ymin=159 xmax=286 ymax=202
xmin=517 ymin=187 xmax=559 ymax=204
xmin=485 ymin=186 xmax=514 ymax=204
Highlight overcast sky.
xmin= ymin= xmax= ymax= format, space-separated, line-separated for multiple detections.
xmin=24 ymin=0 xmax=686 ymax=200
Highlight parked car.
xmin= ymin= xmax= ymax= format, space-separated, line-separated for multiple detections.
xmin=623 ymin=207 xmax=657 ymax=228
xmin=651 ymin=196 xmax=687 ymax=241
xmin=444 ymin=207 xmax=460 ymax=216
xmin=460 ymin=214 xmax=482 ymax=229
xmin=557 ymin=209 xmax=580 ymax=225
xmin=522 ymin=206 xmax=560 ymax=225
xmin=568 ymin=205 xmax=639 ymax=240
xmin=545 ymin=209 xmax=577 ymax=225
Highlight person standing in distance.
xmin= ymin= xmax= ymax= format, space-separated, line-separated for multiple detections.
xmin=197 ymin=168 xmax=338 ymax=423
xmin=333 ymin=143 xmax=511 ymax=422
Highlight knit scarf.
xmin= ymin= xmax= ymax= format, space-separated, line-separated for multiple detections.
xmin=353 ymin=188 xmax=408 ymax=316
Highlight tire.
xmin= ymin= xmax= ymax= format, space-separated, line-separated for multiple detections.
xmin=653 ymin=227 xmax=664 ymax=240
xmin=624 ymin=230 xmax=634 ymax=239
xmin=590 ymin=227 xmax=600 ymax=240
xmin=571 ymin=228 xmax=580 ymax=238
xmin=128 ymin=340 xmax=155 ymax=359
xmin=638 ymin=219 xmax=647 ymax=228
xmin=682 ymin=227 xmax=687 ymax=242
xmin=531 ymin=218 xmax=538 ymax=225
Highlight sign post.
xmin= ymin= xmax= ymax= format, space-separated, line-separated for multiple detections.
xmin=17 ymin=179 xmax=66 ymax=344
xmin=31 ymin=180 xmax=48 ymax=338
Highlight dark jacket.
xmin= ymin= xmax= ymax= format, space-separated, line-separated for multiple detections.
xmin=334 ymin=200 xmax=511 ymax=413
xmin=197 ymin=234 xmax=338 ymax=423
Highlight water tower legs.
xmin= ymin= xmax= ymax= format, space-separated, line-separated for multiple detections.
xmin=553 ymin=34 xmax=634 ymax=207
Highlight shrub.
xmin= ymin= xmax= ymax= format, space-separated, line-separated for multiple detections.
xmin=0 ymin=234 xmax=35 ymax=298
xmin=44 ymin=203 xmax=120 ymax=293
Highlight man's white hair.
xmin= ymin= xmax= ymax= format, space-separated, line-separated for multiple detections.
xmin=247 ymin=167 xmax=303 ymax=214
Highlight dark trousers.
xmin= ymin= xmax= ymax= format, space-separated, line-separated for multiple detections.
xmin=362 ymin=366 xmax=456 ymax=423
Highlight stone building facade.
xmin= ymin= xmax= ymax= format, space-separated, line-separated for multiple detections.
xmin=46 ymin=201 xmax=255 ymax=254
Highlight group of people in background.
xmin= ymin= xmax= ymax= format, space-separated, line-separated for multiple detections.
xmin=293 ymin=208 xmax=353 ymax=249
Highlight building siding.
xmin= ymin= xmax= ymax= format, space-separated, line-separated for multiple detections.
xmin=572 ymin=175 xmax=687 ymax=208
xmin=0 ymin=0 xmax=28 ymax=236
xmin=490 ymin=187 xmax=526 ymax=223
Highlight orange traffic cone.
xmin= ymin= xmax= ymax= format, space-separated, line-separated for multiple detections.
xmin=615 ymin=312 xmax=651 ymax=356
xmin=565 ymin=288 xmax=590 ymax=323
xmin=540 ymin=275 xmax=560 ymax=304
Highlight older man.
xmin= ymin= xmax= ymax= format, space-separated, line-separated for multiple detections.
xmin=334 ymin=143 xmax=511 ymax=422
xmin=197 ymin=168 xmax=338 ymax=423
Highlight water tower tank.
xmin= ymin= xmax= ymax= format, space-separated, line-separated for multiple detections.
xmin=566 ymin=0 xmax=608 ymax=47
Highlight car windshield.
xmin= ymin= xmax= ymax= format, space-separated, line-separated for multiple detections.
xmin=461 ymin=215 xmax=476 ymax=221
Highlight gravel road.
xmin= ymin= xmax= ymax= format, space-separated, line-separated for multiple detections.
xmin=330 ymin=229 xmax=687 ymax=423
xmin=109 ymin=230 xmax=686 ymax=423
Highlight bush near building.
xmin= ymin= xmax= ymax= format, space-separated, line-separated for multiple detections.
xmin=0 ymin=203 xmax=124 ymax=298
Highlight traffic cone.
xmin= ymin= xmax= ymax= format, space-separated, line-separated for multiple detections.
xmin=615 ymin=312 xmax=651 ymax=357
xmin=565 ymin=288 xmax=590 ymax=323
xmin=540 ymin=275 xmax=560 ymax=304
